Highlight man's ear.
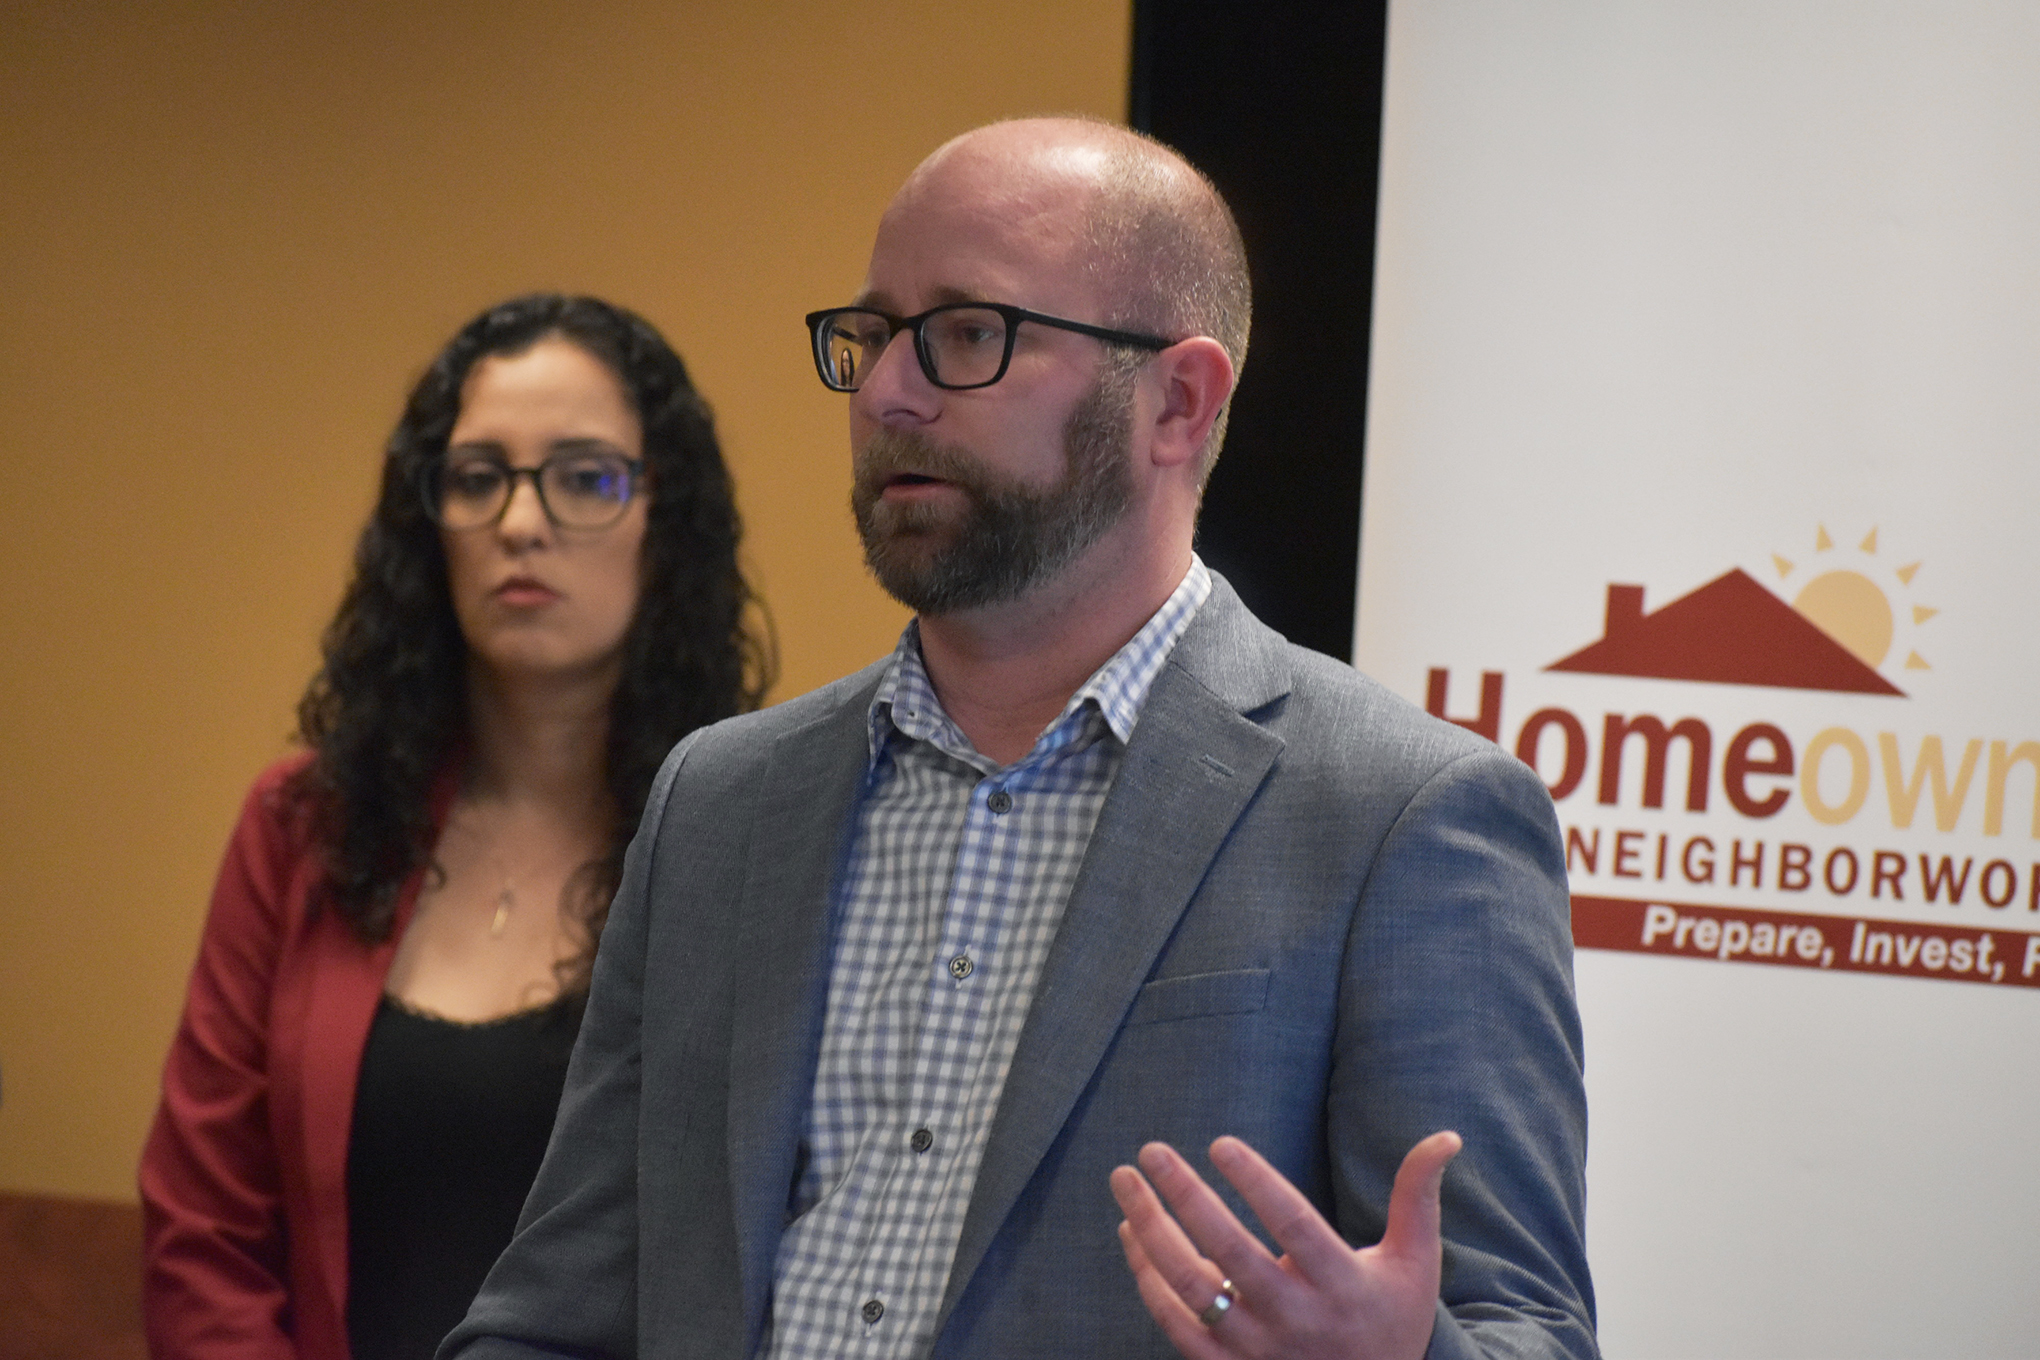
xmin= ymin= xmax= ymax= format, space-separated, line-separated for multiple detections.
xmin=1143 ymin=336 xmax=1235 ymax=472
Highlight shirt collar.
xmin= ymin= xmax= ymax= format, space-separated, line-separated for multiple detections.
xmin=866 ymin=555 xmax=1213 ymax=769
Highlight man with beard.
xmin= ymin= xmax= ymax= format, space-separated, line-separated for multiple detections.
xmin=445 ymin=120 xmax=1596 ymax=1360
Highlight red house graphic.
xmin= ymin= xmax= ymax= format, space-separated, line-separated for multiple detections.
xmin=1546 ymin=568 xmax=1904 ymax=695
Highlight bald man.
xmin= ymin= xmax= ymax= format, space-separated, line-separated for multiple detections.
xmin=444 ymin=120 xmax=1596 ymax=1360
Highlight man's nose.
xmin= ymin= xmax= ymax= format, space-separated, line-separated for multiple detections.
xmin=851 ymin=329 xmax=943 ymax=426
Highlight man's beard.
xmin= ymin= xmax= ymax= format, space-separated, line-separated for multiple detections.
xmin=850 ymin=363 xmax=1138 ymax=615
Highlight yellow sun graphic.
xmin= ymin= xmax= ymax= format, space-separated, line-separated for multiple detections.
xmin=1769 ymin=525 xmax=1935 ymax=673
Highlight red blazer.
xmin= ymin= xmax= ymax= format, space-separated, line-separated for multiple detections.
xmin=141 ymin=755 xmax=441 ymax=1360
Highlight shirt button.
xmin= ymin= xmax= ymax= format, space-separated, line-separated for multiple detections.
xmin=948 ymin=954 xmax=974 ymax=980
xmin=986 ymin=789 xmax=1013 ymax=814
xmin=862 ymin=1298 xmax=885 ymax=1324
xmin=911 ymin=1127 xmax=934 ymax=1153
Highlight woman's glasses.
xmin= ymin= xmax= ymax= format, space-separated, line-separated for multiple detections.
xmin=423 ymin=445 xmax=645 ymax=530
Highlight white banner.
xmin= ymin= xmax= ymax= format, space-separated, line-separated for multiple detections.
xmin=1359 ymin=4 xmax=2040 ymax=1355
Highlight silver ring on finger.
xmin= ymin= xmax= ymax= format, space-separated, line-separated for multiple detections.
xmin=1197 ymin=1278 xmax=1237 ymax=1327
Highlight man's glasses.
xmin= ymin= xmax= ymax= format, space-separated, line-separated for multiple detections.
xmin=804 ymin=302 xmax=1175 ymax=393
xmin=422 ymin=446 xmax=645 ymax=530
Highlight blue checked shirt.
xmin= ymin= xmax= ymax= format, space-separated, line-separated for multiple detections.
xmin=759 ymin=558 xmax=1213 ymax=1360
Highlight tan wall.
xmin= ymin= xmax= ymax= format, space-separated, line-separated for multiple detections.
xmin=0 ymin=0 xmax=1130 ymax=1200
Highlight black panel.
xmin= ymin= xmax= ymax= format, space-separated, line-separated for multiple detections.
xmin=1130 ymin=0 xmax=1389 ymax=661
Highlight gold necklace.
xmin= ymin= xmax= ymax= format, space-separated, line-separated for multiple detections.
xmin=489 ymin=856 xmax=516 ymax=937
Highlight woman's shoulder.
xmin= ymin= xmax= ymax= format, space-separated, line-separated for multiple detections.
xmin=246 ymin=748 xmax=317 ymax=797
xmin=226 ymin=750 xmax=324 ymax=872
xmin=175 ymin=751 xmax=334 ymax=1021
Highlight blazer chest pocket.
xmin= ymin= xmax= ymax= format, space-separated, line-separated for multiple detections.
xmin=1124 ymin=968 xmax=1270 ymax=1027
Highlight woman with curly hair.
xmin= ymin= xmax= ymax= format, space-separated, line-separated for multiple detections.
xmin=140 ymin=294 xmax=773 ymax=1360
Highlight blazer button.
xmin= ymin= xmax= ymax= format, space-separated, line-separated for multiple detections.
xmin=911 ymin=1127 xmax=933 ymax=1153
xmin=862 ymin=1298 xmax=885 ymax=1324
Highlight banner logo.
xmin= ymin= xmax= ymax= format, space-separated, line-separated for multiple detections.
xmin=1423 ymin=524 xmax=2040 ymax=989
xmin=1768 ymin=524 xmax=1936 ymax=678
xmin=1549 ymin=568 xmax=1901 ymax=694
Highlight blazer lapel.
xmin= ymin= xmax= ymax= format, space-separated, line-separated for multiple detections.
xmin=292 ymin=766 xmax=451 ymax=1339
xmin=724 ymin=672 xmax=886 ymax=1336
xmin=937 ymin=578 xmax=1293 ymax=1323
xmin=291 ymin=903 xmax=398 ymax=1337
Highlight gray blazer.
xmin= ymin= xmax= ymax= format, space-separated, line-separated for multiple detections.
xmin=446 ymin=576 xmax=1597 ymax=1360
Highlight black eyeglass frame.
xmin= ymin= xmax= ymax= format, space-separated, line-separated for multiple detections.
xmin=418 ymin=448 xmax=648 ymax=530
xmin=803 ymin=302 xmax=1177 ymax=393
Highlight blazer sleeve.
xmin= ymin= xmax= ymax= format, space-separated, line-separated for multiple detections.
xmin=140 ymin=762 xmax=308 ymax=1360
xmin=1332 ymin=745 xmax=1598 ymax=1360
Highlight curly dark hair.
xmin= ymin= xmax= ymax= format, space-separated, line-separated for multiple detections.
xmin=294 ymin=294 xmax=773 ymax=989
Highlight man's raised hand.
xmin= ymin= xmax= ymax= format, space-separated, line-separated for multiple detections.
xmin=1110 ymin=1130 xmax=1462 ymax=1360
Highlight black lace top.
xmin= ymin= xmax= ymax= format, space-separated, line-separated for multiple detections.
xmin=345 ymin=992 xmax=580 ymax=1360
